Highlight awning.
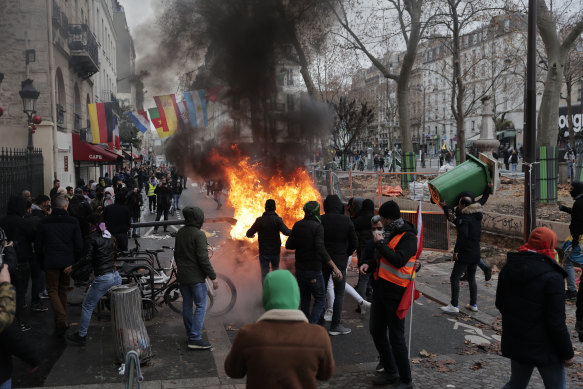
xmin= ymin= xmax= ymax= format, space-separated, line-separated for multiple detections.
xmin=497 ymin=130 xmax=516 ymax=139
xmin=72 ymin=133 xmax=123 ymax=162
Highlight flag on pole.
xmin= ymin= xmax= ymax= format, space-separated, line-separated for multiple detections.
xmin=112 ymin=115 xmax=120 ymax=150
xmin=183 ymin=90 xmax=208 ymax=128
xmin=88 ymin=102 xmax=118 ymax=144
xmin=396 ymin=201 xmax=423 ymax=320
xmin=127 ymin=111 xmax=150 ymax=133
xmin=153 ymin=94 xmax=180 ymax=135
xmin=148 ymin=108 xmax=172 ymax=139
xmin=177 ymin=100 xmax=190 ymax=127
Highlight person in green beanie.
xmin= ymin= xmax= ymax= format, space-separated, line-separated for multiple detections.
xmin=224 ymin=270 xmax=335 ymax=388
xmin=285 ymin=201 xmax=342 ymax=323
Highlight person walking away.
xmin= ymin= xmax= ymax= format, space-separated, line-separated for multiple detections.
xmin=103 ymin=189 xmax=131 ymax=252
xmin=171 ymin=177 xmax=183 ymax=210
xmin=174 ymin=206 xmax=218 ymax=349
xmin=153 ymin=178 xmax=172 ymax=234
xmin=320 ymin=194 xmax=358 ymax=335
xmin=559 ymin=182 xmax=583 ymax=311
xmin=510 ymin=149 xmax=518 ymax=172
xmin=127 ymin=187 xmax=143 ymax=238
xmin=246 ymin=199 xmax=291 ymax=283
xmin=68 ymin=188 xmax=92 ymax=237
xmin=35 ymin=195 xmax=83 ymax=337
xmin=0 ymin=196 xmax=36 ymax=331
xmin=285 ymin=201 xmax=342 ymax=324
xmin=565 ymin=148 xmax=576 ymax=182
xmin=147 ymin=175 xmax=158 ymax=214
xmin=359 ymin=200 xmax=416 ymax=388
xmin=213 ymin=179 xmax=224 ymax=209
xmin=352 ymin=198 xmax=375 ymax=309
xmin=503 ymin=148 xmax=510 ymax=170
xmin=496 ymin=227 xmax=574 ymax=388
xmin=66 ymin=214 xmax=122 ymax=345
xmin=440 ymin=192 xmax=483 ymax=314
xmin=224 ymin=270 xmax=335 ymax=388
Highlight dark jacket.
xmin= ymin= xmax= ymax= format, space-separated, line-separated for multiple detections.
xmin=286 ymin=217 xmax=332 ymax=272
xmin=35 ymin=208 xmax=83 ymax=269
xmin=321 ymin=195 xmax=358 ymax=269
xmin=365 ymin=220 xmax=417 ymax=301
xmin=155 ymin=184 xmax=173 ymax=209
xmin=352 ymin=199 xmax=375 ymax=259
xmin=126 ymin=191 xmax=143 ymax=219
xmin=68 ymin=194 xmax=93 ymax=236
xmin=103 ymin=203 xmax=131 ymax=234
xmin=495 ymin=251 xmax=573 ymax=366
xmin=0 ymin=320 xmax=39 ymax=383
xmin=174 ymin=207 xmax=216 ymax=284
xmin=0 ymin=196 xmax=35 ymax=265
xmin=171 ymin=181 xmax=183 ymax=195
xmin=73 ymin=229 xmax=117 ymax=277
xmin=452 ymin=203 xmax=483 ymax=264
xmin=560 ymin=192 xmax=583 ymax=245
xmin=246 ymin=211 xmax=291 ymax=255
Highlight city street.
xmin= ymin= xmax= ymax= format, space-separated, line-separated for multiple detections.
xmin=10 ymin=184 xmax=582 ymax=388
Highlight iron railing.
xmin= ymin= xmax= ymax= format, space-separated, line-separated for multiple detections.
xmin=68 ymin=24 xmax=99 ymax=70
xmin=0 ymin=148 xmax=44 ymax=216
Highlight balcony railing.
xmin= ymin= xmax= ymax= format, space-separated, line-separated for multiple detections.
xmin=68 ymin=24 xmax=99 ymax=78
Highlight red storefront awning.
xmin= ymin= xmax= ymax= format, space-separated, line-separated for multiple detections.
xmin=72 ymin=133 xmax=123 ymax=162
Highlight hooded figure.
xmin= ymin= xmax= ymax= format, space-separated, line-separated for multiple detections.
xmin=496 ymin=227 xmax=574 ymax=386
xmin=560 ymin=182 xmax=583 ymax=246
xmin=174 ymin=206 xmax=217 ymax=350
xmin=224 ymin=270 xmax=335 ymax=388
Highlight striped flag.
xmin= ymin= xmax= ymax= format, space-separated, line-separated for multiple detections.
xmin=177 ymin=100 xmax=190 ymax=127
xmin=153 ymin=94 xmax=180 ymax=135
xmin=183 ymin=90 xmax=208 ymax=128
xmin=127 ymin=111 xmax=150 ymax=133
xmin=148 ymin=108 xmax=172 ymax=139
xmin=88 ymin=102 xmax=118 ymax=144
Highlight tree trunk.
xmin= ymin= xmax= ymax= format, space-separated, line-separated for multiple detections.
xmin=566 ymin=83 xmax=575 ymax=148
xmin=537 ymin=62 xmax=564 ymax=147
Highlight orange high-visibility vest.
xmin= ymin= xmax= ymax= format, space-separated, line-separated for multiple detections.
xmin=374 ymin=232 xmax=416 ymax=287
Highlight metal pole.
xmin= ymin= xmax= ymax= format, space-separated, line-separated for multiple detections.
xmin=524 ymin=0 xmax=537 ymax=242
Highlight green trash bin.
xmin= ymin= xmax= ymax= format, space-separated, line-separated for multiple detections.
xmin=428 ymin=154 xmax=491 ymax=208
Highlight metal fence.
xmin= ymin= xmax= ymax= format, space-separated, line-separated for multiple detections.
xmin=0 ymin=148 xmax=44 ymax=216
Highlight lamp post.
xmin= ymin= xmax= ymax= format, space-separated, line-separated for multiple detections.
xmin=19 ymin=79 xmax=40 ymax=150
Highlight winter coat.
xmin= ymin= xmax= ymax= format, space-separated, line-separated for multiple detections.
xmin=286 ymin=217 xmax=332 ymax=272
xmin=0 ymin=320 xmax=39 ymax=383
xmin=174 ymin=207 xmax=216 ymax=284
xmin=68 ymin=194 xmax=93 ymax=236
xmin=0 ymin=196 xmax=35 ymax=265
xmin=452 ymin=203 xmax=483 ymax=264
xmin=365 ymin=220 xmax=417 ymax=301
xmin=495 ymin=251 xmax=573 ymax=366
xmin=73 ymin=229 xmax=117 ymax=277
xmin=560 ymin=193 xmax=583 ymax=245
xmin=351 ymin=199 xmax=375 ymax=259
xmin=224 ymin=309 xmax=334 ymax=389
xmin=155 ymin=184 xmax=173 ymax=209
xmin=103 ymin=203 xmax=131 ymax=234
xmin=171 ymin=181 xmax=183 ymax=195
xmin=35 ymin=208 xmax=83 ymax=269
xmin=126 ymin=191 xmax=143 ymax=219
xmin=246 ymin=211 xmax=291 ymax=255
xmin=321 ymin=195 xmax=358 ymax=269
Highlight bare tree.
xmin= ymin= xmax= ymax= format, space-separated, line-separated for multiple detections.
xmin=536 ymin=0 xmax=583 ymax=147
xmin=330 ymin=97 xmax=375 ymax=166
xmin=561 ymin=41 xmax=583 ymax=148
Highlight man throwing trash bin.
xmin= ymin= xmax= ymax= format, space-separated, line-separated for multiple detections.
xmin=174 ymin=206 xmax=218 ymax=349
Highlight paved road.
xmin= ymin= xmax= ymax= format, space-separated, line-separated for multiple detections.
xmin=11 ymin=183 xmax=582 ymax=388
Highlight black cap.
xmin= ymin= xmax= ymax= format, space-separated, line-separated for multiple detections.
xmin=378 ymin=201 xmax=400 ymax=220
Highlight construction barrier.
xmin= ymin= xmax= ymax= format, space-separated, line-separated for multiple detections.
xmin=536 ymin=146 xmax=557 ymax=203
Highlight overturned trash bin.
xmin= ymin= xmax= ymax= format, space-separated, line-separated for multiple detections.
xmin=428 ymin=154 xmax=491 ymax=208
xmin=110 ymin=285 xmax=152 ymax=364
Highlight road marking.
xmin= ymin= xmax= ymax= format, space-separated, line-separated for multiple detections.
xmin=447 ymin=318 xmax=499 ymax=345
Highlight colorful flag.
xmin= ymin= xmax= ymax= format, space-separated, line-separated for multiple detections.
xmin=127 ymin=111 xmax=150 ymax=133
xmin=183 ymin=90 xmax=208 ymax=128
xmin=148 ymin=108 xmax=172 ymax=139
xmin=153 ymin=94 xmax=180 ymax=135
xmin=112 ymin=115 xmax=120 ymax=150
xmin=396 ymin=201 xmax=423 ymax=320
xmin=177 ymin=100 xmax=190 ymax=127
xmin=88 ymin=102 xmax=117 ymax=144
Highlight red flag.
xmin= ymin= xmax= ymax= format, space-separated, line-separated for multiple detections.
xmin=396 ymin=201 xmax=423 ymax=319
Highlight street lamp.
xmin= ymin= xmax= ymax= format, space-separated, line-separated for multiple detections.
xmin=19 ymin=79 xmax=40 ymax=150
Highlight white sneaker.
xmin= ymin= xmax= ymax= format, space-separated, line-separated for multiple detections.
xmin=440 ymin=304 xmax=459 ymax=314
xmin=465 ymin=304 xmax=478 ymax=312
xmin=359 ymin=300 xmax=371 ymax=316
xmin=324 ymin=309 xmax=333 ymax=322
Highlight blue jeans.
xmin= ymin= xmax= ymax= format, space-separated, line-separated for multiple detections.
xmin=131 ymin=216 xmax=139 ymax=236
xmin=180 ymin=282 xmax=207 ymax=341
xmin=502 ymin=359 xmax=565 ymax=389
xmin=568 ymin=162 xmax=574 ymax=179
xmin=79 ymin=271 xmax=122 ymax=337
xmin=564 ymin=257 xmax=577 ymax=292
xmin=173 ymin=194 xmax=181 ymax=209
xmin=296 ymin=270 xmax=326 ymax=324
xmin=259 ymin=254 xmax=280 ymax=283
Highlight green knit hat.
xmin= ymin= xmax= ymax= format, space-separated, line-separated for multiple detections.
xmin=262 ymin=270 xmax=300 ymax=311
xmin=303 ymin=201 xmax=321 ymax=223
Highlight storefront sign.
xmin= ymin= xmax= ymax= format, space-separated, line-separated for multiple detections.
xmin=64 ymin=156 xmax=68 ymax=172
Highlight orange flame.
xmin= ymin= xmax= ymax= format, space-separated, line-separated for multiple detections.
xmin=210 ymin=147 xmax=321 ymax=241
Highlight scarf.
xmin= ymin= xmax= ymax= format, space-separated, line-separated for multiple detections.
xmin=385 ymin=218 xmax=405 ymax=235
xmin=98 ymin=222 xmax=112 ymax=239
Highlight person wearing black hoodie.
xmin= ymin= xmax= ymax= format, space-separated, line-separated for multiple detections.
xmin=559 ymin=182 xmax=583 ymax=302
xmin=440 ymin=192 xmax=484 ymax=314
xmin=360 ymin=200 xmax=417 ymax=388
xmin=496 ymin=227 xmax=574 ymax=388
xmin=103 ymin=188 xmax=131 ymax=251
xmin=352 ymin=198 xmax=375 ymax=303
xmin=320 ymin=195 xmax=358 ymax=335
xmin=246 ymin=199 xmax=291 ymax=283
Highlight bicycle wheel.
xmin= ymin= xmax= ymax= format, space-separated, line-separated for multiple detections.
xmin=163 ymin=281 xmax=183 ymax=314
xmin=207 ymin=274 xmax=237 ymax=316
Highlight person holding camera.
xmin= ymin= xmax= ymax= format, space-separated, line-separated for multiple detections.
xmin=153 ymin=178 xmax=173 ymax=234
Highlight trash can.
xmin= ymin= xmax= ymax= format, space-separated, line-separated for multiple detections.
xmin=110 ymin=285 xmax=152 ymax=364
xmin=428 ymin=154 xmax=491 ymax=207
